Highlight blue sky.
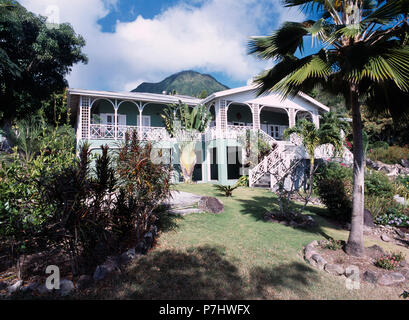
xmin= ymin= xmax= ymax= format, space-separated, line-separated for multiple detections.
xmin=21 ymin=0 xmax=308 ymax=91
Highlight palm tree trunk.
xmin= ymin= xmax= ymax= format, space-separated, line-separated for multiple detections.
xmin=345 ymin=83 xmax=365 ymax=257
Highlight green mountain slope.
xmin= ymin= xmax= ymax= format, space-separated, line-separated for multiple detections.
xmin=131 ymin=70 xmax=229 ymax=97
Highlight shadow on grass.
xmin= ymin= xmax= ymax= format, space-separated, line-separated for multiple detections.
xmin=78 ymin=245 xmax=320 ymax=300
xmin=237 ymin=195 xmax=338 ymax=239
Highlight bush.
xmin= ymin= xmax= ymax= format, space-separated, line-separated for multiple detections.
xmin=396 ymin=175 xmax=409 ymax=199
xmin=314 ymin=162 xmax=352 ymax=222
xmin=367 ymin=145 xmax=409 ymax=164
xmin=370 ymin=141 xmax=389 ymax=150
xmin=364 ymin=171 xmax=394 ymax=199
xmin=375 ymin=252 xmax=405 ymax=270
xmin=375 ymin=207 xmax=409 ymax=227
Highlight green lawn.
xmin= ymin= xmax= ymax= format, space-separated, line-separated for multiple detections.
xmin=85 ymin=184 xmax=409 ymax=300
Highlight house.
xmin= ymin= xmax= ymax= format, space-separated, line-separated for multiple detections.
xmin=67 ymin=85 xmax=350 ymax=187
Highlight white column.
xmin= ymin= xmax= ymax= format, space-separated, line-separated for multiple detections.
xmin=312 ymin=110 xmax=320 ymax=128
xmin=252 ymin=104 xmax=260 ymax=130
xmin=114 ymin=99 xmax=118 ymax=140
xmin=139 ymin=106 xmax=143 ymax=139
xmin=288 ymin=108 xmax=296 ymax=128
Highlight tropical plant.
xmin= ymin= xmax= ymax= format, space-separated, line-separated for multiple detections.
xmin=249 ymin=0 xmax=409 ymax=256
xmin=214 ymin=184 xmax=239 ymax=197
xmin=161 ymin=101 xmax=211 ymax=183
xmin=283 ymin=112 xmax=347 ymax=209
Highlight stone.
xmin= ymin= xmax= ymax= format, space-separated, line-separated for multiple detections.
xmin=394 ymin=195 xmax=409 ymax=206
xmin=400 ymin=268 xmax=409 ymax=278
xmin=0 ymin=281 xmax=7 ymax=290
xmin=311 ymin=254 xmax=327 ymax=270
xmin=381 ymin=234 xmax=392 ymax=242
xmin=93 ymin=256 xmax=120 ymax=281
xmin=400 ymin=260 xmax=408 ymax=268
xmin=364 ymin=209 xmax=375 ymax=228
xmin=7 ymin=280 xmax=23 ymax=293
xmin=396 ymin=229 xmax=406 ymax=238
xmin=378 ymin=272 xmax=405 ymax=286
xmin=366 ymin=245 xmax=386 ymax=259
xmin=36 ymin=284 xmax=53 ymax=295
xmin=59 ymin=279 xmax=75 ymax=296
xmin=20 ymin=282 xmax=40 ymax=293
xmin=363 ymin=270 xmax=380 ymax=284
xmin=401 ymin=159 xmax=409 ymax=168
xmin=77 ymin=275 xmax=93 ymax=290
xmin=324 ymin=263 xmax=345 ymax=275
xmin=119 ymin=248 xmax=137 ymax=265
xmin=198 ymin=196 xmax=224 ymax=214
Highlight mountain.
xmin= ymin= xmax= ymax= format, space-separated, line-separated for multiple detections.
xmin=131 ymin=70 xmax=229 ymax=98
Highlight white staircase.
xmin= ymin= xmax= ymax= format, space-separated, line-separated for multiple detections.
xmin=249 ymin=140 xmax=301 ymax=188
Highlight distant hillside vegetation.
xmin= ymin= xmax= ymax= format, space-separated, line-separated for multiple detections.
xmin=131 ymin=70 xmax=229 ymax=98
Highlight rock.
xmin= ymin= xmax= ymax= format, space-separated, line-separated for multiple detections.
xmin=394 ymin=195 xmax=409 ymax=206
xmin=364 ymin=209 xmax=375 ymax=228
xmin=119 ymin=248 xmax=137 ymax=265
xmin=345 ymin=267 xmax=359 ymax=278
xmin=363 ymin=270 xmax=380 ymax=284
xmin=311 ymin=254 xmax=327 ymax=270
xmin=59 ymin=279 xmax=75 ymax=296
xmin=400 ymin=260 xmax=408 ymax=268
xmin=198 ymin=196 xmax=224 ymax=214
xmin=77 ymin=275 xmax=93 ymax=290
xmin=7 ymin=280 xmax=23 ymax=293
xmin=366 ymin=245 xmax=386 ymax=259
xmin=324 ymin=264 xmax=345 ymax=275
xmin=93 ymin=257 xmax=120 ymax=281
xmin=378 ymin=272 xmax=406 ymax=286
xmin=0 ymin=281 xmax=7 ymax=290
xmin=400 ymin=268 xmax=409 ymax=278
xmin=396 ymin=229 xmax=406 ymax=238
xmin=36 ymin=284 xmax=53 ymax=295
xmin=20 ymin=282 xmax=40 ymax=293
xmin=381 ymin=234 xmax=392 ymax=242
xmin=401 ymin=159 xmax=409 ymax=168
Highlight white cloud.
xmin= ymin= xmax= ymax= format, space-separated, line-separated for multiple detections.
xmin=20 ymin=0 xmax=304 ymax=91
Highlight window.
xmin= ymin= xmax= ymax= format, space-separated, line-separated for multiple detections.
xmin=137 ymin=115 xmax=151 ymax=127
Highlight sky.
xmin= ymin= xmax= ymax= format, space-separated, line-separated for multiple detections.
xmin=20 ymin=0 xmax=307 ymax=92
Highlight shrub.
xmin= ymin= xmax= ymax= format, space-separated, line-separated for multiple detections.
xmin=370 ymin=141 xmax=389 ymax=150
xmin=375 ymin=252 xmax=405 ymax=270
xmin=396 ymin=175 xmax=409 ymax=199
xmin=236 ymin=175 xmax=249 ymax=187
xmin=364 ymin=171 xmax=394 ymax=199
xmin=364 ymin=195 xmax=398 ymax=219
xmin=214 ymin=184 xmax=239 ymax=197
xmin=322 ymin=238 xmax=343 ymax=250
xmin=375 ymin=207 xmax=409 ymax=227
xmin=314 ymin=162 xmax=352 ymax=222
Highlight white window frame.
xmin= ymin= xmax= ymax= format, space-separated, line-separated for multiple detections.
xmin=137 ymin=115 xmax=151 ymax=127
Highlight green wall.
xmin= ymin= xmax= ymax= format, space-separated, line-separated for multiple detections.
xmin=227 ymin=104 xmax=253 ymax=124
xmin=142 ymin=103 xmax=167 ymax=127
xmin=260 ymin=109 xmax=289 ymax=126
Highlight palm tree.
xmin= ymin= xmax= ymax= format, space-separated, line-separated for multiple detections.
xmin=161 ymin=101 xmax=211 ymax=183
xmin=249 ymin=0 xmax=409 ymax=256
xmin=283 ymin=112 xmax=347 ymax=209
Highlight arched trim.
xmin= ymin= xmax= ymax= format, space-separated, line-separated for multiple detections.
xmin=90 ymin=98 xmax=115 ymax=110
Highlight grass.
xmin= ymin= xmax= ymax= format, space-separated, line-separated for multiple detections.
xmin=81 ymin=184 xmax=409 ymax=300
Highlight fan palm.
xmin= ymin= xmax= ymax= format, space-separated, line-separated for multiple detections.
xmin=161 ymin=101 xmax=211 ymax=183
xmin=249 ymin=0 xmax=409 ymax=256
xmin=283 ymin=112 xmax=347 ymax=209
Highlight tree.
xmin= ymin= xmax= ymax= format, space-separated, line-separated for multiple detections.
xmin=283 ymin=112 xmax=347 ymax=209
xmin=249 ymin=0 xmax=409 ymax=256
xmin=0 ymin=0 xmax=87 ymax=123
xmin=161 ymin=101 xmax=211 ymax=183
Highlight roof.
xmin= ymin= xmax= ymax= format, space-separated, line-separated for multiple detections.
xmin=67 ymin=85 xmax=329 ymax=113
xmin=202 ymin=84 xmax=329 ymax=112
xmin=67 ymin=88 xmax=201 ymax=111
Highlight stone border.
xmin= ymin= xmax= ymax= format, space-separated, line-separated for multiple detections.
xmin=304 ymin=240 xmax=409 ymax=286
xmin=1 ymin=225 xmax=159 ymax=297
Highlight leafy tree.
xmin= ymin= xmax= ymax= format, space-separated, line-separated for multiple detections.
xmin=0 ymin=1 xmax=87 ymax=123
xmin=161 ymin=101 xmax=211 ymax=183
xmin=249 ymin=0 xmax=409 ymax=257
xmin=198 ymin=90 xmax=208 ymax=99
xmin=284 ymin=112 xmax=347 ymax=209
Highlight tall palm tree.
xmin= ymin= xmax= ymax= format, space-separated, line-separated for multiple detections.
xmin=161 ymin=101 xmax=211 ymax=183
xmin=283 ymin=112 xmax=347 ymax=209
xmin=249 ymin=0 xmax=409 ymax=256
